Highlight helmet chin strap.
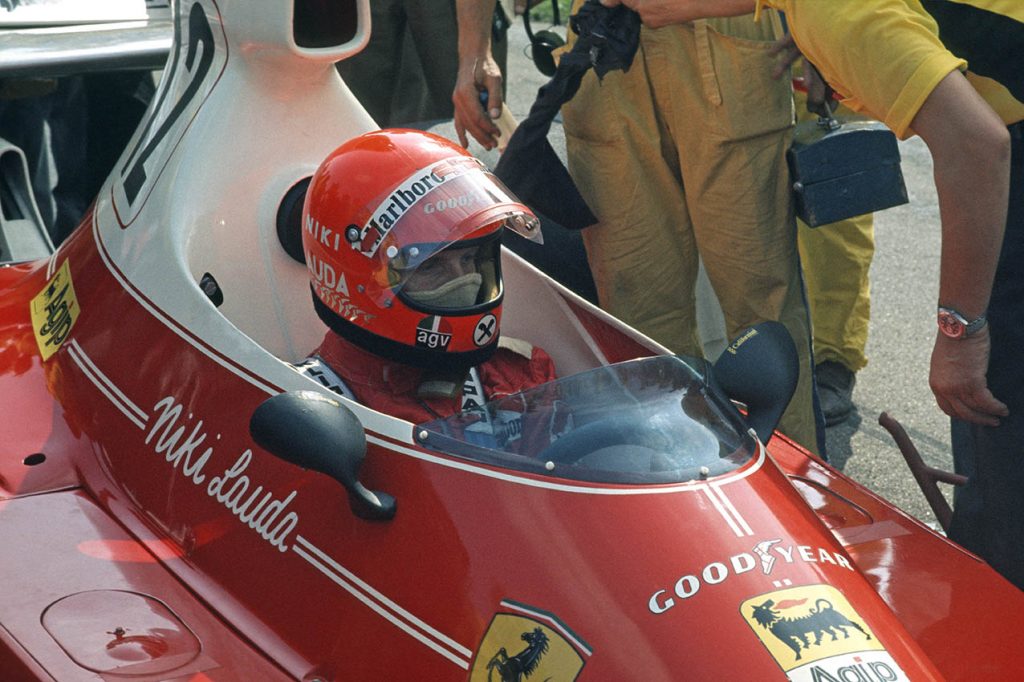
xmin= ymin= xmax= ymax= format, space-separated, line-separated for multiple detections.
xmin=407 ymin=273 xmax=484 ymax=399
xmin=404 ymin=273 xmax=482 ymax=309
xmin=416 ymin=369 xmax=470 ymax=400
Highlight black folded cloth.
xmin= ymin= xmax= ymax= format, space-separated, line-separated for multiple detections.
xmin=494 ymin=1 xmax=641 ymax=230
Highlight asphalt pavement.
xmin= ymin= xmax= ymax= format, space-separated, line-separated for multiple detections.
xmin=482 ymin=20 xmax=954 ymax=526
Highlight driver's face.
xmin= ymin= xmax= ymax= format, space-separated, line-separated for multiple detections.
xmin=404 ymin=245 xmax=480 ymax=292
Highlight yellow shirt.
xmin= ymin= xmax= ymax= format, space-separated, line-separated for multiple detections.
xmin=757 ymin=0 xmax=1024 ymax=138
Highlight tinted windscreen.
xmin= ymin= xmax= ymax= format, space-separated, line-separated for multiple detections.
xmin=416 ymin=355 xmax=756 ymax=485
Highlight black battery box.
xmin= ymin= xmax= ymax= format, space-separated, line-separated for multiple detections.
xmin=787 ymin=117 xmax=908 ymax=227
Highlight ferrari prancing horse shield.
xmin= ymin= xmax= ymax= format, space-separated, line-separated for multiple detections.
xmin=470 ymin=601 xmax=588 ymax=681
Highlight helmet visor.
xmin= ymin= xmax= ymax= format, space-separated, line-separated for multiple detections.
xmin=392 ymin=233 xmax=502 ymax=312
xmin=354 ymin=156 xmax=540 ymax=306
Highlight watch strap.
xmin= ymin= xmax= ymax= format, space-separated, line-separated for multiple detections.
xmin=938 ymin=306 xmax=987 ymax=338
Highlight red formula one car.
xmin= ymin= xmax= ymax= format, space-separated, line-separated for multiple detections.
xmin=0 ymin=1 xmax=1021 ymax=680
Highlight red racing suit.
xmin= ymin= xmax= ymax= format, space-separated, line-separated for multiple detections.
xmin=309 ymin=331 xmax=557 ymax=424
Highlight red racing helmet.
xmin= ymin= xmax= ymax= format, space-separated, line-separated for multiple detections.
xmin=302 ymin=129 xmax=541 ymax=371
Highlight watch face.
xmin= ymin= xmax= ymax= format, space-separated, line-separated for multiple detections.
xmin=938 ymin=310 xmax=965 ymax=339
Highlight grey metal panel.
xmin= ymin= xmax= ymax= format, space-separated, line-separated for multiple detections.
xmin=0 ymin=137 xmax=53 ymax=263
xmin=0 ymin=20 xmax=171 ymax=78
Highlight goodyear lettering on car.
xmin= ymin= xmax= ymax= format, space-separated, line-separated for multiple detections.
xmin=30 ymin=260 xmax=80 ymax=361
xmin=740 ymin=584 xmax=909 ymax=681
xmin=649 ymin=539 xmax=855 ymax=613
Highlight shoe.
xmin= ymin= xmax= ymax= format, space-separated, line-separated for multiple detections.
xmin=816 ymin=361 xmax=856 ymax=426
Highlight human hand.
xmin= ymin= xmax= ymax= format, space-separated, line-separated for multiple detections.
xmin=800 ymin=60 xmax=837 ymax=117
xmin=929 ymin=326 xmax=1008 ymax=426
xmin=771 ymin=34 xmax=836 ymax=117
xmin=453 ymin=56 xmax=504 ymax=150
xmin=769 ymin=33 xmax=801 ymax=80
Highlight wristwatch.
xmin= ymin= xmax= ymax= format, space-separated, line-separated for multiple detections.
xmin=937 ymin=307 xmax=987 ymax=339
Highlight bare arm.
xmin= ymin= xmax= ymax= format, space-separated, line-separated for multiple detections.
xmin=454 ymin=0 xmax=503 ymax=149
xmin=599 ymin=0 xmax=755 ymax=27
xmin=912 ymin=70 xmax=1011 ymax=425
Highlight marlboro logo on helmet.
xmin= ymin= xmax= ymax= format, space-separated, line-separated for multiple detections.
xmin=357 ymin=156 xmax=491 ymax=257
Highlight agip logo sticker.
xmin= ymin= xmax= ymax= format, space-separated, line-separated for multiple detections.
xmin=470 ymin=600 xmax=589 ymax=681
xmin=741 ymin=584 xmax=909 ymax=681
xmin=30 ymin=260 xmax=80 ymax=360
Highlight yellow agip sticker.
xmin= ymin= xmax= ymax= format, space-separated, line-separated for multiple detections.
xmin=741 ymin=584 xmax=909 ymax=681
xmin=30 ymin=260 xmax=80 ymax=360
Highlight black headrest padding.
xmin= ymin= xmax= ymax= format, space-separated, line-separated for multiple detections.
xmin=276 ymin=176 xmax=311 ymax=264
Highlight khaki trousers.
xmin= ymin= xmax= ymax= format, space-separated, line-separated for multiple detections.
xmin=562 ymin=12 xmax=821 ymax=451
xmin=793 ymin=92 xmax=875 ymax=373
xmin=798 ymin=212 xmax=874 ymax=372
